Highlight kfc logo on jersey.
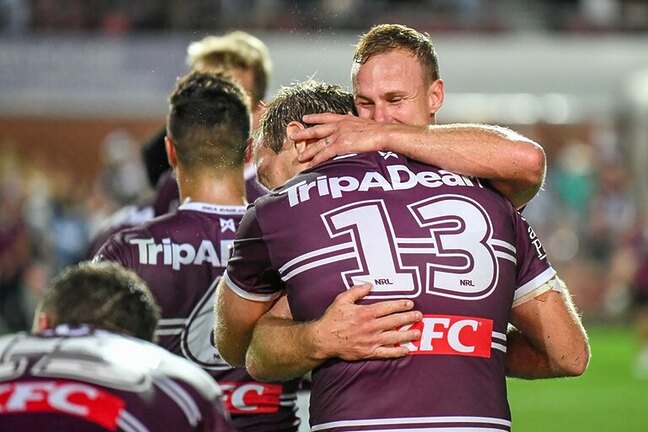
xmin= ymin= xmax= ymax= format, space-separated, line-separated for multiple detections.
xmin=398 ymin=314 xmax=495 ymax=358
xmin=0 ymin=380 xmax=124 ymax=430
xmin=219 ymin=382 xmax=282 ymax=414
xmin=128 ymin=237 xmax=233 ymax=270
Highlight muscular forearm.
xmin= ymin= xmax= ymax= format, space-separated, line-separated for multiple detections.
xmin=246 ymin=316 xmax=326 ymax=382
xmin=505 ymin=328 xmax=563 ymax=379
xmin=245 ymin=284 xmax=421 ymax=381
xmin=384 ymin=123 xmax=546 ymax=209
xmin=508 ymin=287 xmax=590 ymax=379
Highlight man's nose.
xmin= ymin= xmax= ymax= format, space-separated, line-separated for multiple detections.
xmin=372 ymin=103 xmax=392 ymax=123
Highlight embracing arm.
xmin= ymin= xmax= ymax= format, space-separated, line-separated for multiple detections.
xmin=293 ymin=114 xmax=545 ymax=209
xmin=213 ymin=278 xmax=275 ymax=368
xmin=506 ymin=279 xmax=590 ymax=379
xmin=246 ymin=284 xmax=422 ymax=382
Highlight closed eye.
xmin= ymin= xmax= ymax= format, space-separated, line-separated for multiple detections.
xmin=356 ymin=100 xmax=374 ymax=107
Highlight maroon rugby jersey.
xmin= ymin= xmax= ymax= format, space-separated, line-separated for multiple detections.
xmin=225 ymin=152 xmax=556 ymax=432
xmin=85 ymin=172 xmax=180 ymax=260
xmin=95 ymin=202 xmax=300 ymax=432
xmin=0 ymin=325 xmax=232 ymax=431
xmin=87 ymin=171 xmax=266 ymax=259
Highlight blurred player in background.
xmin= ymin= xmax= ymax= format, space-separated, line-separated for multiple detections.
xmin=215 ymin=79 xmax=589 ymax=432
xmin=95 ymin=71 xmax=301 ymax=431
xmin=0 ymin=261 xmax=233 ymax=431
xmin=85 ymin=30 xmax=271 ymax=258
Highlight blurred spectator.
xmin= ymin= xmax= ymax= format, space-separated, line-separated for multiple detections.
xmin=20 ymin=0 xmax=648 ymax=33
xmin=0 ymin=0 xmax=29 ymax=34
xmin=97 ymin=128 xmax=148 ymax=207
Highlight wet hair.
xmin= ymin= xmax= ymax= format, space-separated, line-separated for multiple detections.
xmin=37 ymin=262 xmax=160 ymax=342
xmin=186 ymin=31 xmax=272 ymax=105
xmin=167 ymin=71 xmax=251 ymax=172
xmin=259 ymin=79 xmax=356 ymax=154
xmin=353 ymin=23 xmax=440 ymax=85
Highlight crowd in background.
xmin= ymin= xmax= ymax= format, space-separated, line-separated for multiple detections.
xmin=1 ymin=117 xmax=646 ymax=334
xmin=1 ymin=0 xmax=648 ymax=35
xmin=1 ymin=0 xmax=647 ymax=337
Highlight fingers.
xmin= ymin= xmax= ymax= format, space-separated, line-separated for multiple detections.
xmin=365 ymin=297 xmax=416 ymax=318
xmin=335 ymin=283 xmax=373 ymax=304
xmin=301 ymin=113 xmax=348 ymax=125
xmin=374 ymin=310 xmax=422 ymax=332
xmin=297 ymin=138 xmax=329 ymax=163
xmin=289 ymin=123 xmax=334 ymax=142
xmin=308 ymin=145 xmax=338 ymax=167
xmin=368 ymin=346 xmax=411 ymax=359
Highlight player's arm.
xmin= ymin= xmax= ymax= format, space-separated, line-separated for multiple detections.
xmin=246 ymin=284 xmax=422 ymax=382
xmin=506 ymin=277 xmax=590 ymax=379
xmin=213 ymin=278 xmax=275 ymax=368
xmin=292 ymin=114 xmax=545 ymax=209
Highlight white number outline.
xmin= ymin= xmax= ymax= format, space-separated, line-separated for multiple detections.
xmin=181 ymin=276 xmax=231 ymax=371
xmin=408 ymin=194 xmax=499 ymax=300
xmin=322 ymin=200 xmax=421 ymax=299
xmin=322 ymin=196 xmax=501 ymax=301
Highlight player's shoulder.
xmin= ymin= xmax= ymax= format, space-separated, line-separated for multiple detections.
xmin=0 ymin=332 xmax=28 ymax=356
xmin=83 ymin=330 xmax=221 ymax=399
xmin=104 ymin=332 xmax=221 ymax=399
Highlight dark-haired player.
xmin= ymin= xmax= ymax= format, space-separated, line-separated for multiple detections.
xmin=85 ymin=31 xmax=272 ymax=259
xmin=95 ymin=71 xmax=301 ymax=431
xmin=0 ymin=261 xmax=233 ymax=431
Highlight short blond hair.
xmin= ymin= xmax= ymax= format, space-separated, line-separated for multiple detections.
xmin=186 ymin=31 xmax=272 ymax=105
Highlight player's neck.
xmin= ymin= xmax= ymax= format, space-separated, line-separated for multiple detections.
xmin=177 ymin=168 xmax=246 ymax=206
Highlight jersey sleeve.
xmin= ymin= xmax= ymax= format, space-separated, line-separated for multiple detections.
xmin=92 ymin=231 xmax=134 ymax=269
xmin=223 ymin=205 xmax=284 ymax=302
xmin=512 ymin=213 xmax=557 ymax=307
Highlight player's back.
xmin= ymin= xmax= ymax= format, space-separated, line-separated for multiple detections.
xmin=96 ymin=201 xmax=301 ymax=431
xmin=96 ymin=202 xmax=244 ymax=355
xmin=0 ymin=325 xmax=232 ymax=431
xmin=244 ymin=152 xmax=554 ymax=431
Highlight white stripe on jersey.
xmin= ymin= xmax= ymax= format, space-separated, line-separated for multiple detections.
xmin=492 ymin=331 xmax=506 ymax=342
xmin=346 ymin=428 xmax=508 ymax=432
xmin=279 ymin=242 xmax=354 ymax=273
xmin=311 ymin=416 xmax=511 ymax=431
xmin=154 ymin=328 xmax=183 ymax=336
xmin=514 ymin=267 xmax=557 ymax=304
xmin=222 ymin=271 xmax=283 ymax=302
xmin=158 ymin=318 xmax=189 ymax=326
xmin=117 ymin=410 xmax=150 ymax=432
xmin=178 ymin=201 xmax=247 ymax=215
xmin=154 ymin=376 xmax=202 ymax=427
xmin=490 ymin=239 xmax=515 ymax=252
xmin=491 ymin=342 xmax=507 ymax=353
xmin=282 ymin=252 xmax=357 ymax=282
xmin=494 ymin=250 xmax=516 ymax=264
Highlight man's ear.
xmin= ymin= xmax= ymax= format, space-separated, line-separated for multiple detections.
xmin=286 ymin=121 xmax=308 ymax=155
xmin=165 ymin=136 xmax=178 ymax=168
xmin=244 ymin=137 xmax=254 ymax=164
xmin=428 ymin=78 xmax=445 ymax=117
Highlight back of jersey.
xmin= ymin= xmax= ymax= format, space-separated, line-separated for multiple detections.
xmin=233 ymin=152 xmax=555 ymax=431
xmin=96 ymin=202 xmax=301 ymax=431
xmin=0 ymin=326 xmax=232 ymax=432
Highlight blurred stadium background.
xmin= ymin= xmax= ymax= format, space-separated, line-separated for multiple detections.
xmin=0 ymin=1 xmax=647 ymax=430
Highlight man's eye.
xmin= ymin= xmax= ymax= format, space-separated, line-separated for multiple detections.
xmin=357 ymin=101 xmax=374 ymax=107
xmin=389 ymin=98 xmax=403 ymax=104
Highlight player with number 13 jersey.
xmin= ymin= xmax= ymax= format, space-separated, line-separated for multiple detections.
xmin=225 ymin=151 xmax=556 ymax=431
